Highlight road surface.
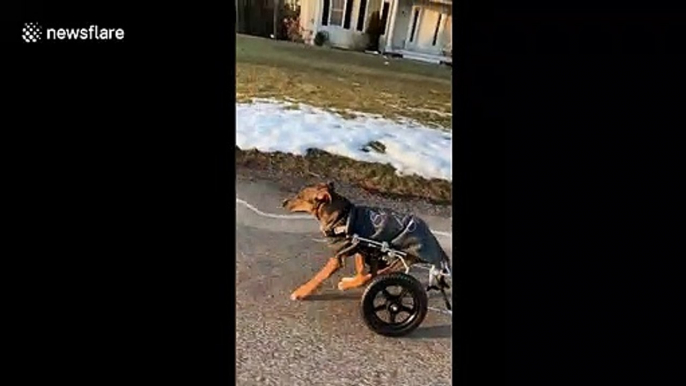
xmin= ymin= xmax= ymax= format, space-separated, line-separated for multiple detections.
xmin=236 ymin=178 xmax=453 ymax=386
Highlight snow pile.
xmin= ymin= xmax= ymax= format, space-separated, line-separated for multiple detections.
xmin=236 ymin=99 xmax=452 ymax=181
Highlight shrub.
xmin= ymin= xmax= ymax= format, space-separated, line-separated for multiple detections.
xmin=365 ymin=11 xmax=384 ymax=51
xmin=314 ymin=31 xmax=328 ymax=46
xmin=283 ymin=16 xmax=303 ymax=42
xmin=279 ymin=3 xmax=303 ymax=42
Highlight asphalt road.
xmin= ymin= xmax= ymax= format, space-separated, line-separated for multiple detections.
xmin=236 ymin=179 xmax=453 ymax=386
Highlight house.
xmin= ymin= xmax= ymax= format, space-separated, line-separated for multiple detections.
xmin=299 ymin=0 xmax=452 ymax=64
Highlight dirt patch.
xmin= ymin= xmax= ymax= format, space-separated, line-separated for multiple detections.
xmin=236 ymin=148 xmax=452 ymax=205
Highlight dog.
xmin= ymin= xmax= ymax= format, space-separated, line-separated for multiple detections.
xmin=282 ymin=182 xmax=450 ymax=301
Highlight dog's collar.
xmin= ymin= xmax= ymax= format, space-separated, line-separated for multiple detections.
xmin=323 ymin=225 xmax=347 ymax=238
xmin=321 ymin=206 xmax=352 ymax=238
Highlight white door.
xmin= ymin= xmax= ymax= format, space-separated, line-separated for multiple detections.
xmin=391 ymin=5 xmax=413 ymax=49
xmin=415 ymin=8 xmax=441 ymax=51
xmin=404 ymin=6 xmax=443 ymax=55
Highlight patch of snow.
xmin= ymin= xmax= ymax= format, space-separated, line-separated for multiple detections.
xmin=405 ymin=107 xmax=453 ymax=117
xmin=236 ymin=99 xmax=452 ymax=181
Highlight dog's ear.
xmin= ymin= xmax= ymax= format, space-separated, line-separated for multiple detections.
xmin=314 ymin=181 xmax=334 ymax=192
xmin=315 ymin=184 xmax=332 ymax=203
xmin=315 ymin=190 xmax=332 ymax=203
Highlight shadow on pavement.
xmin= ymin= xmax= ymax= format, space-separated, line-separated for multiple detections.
xmin=305 ymin=291 xmax=362 ymax=301
xmin=407 ymin=324 xmax=452 ymax=340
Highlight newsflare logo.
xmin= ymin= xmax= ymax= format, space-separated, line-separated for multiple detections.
xmin=22 ymin=22 xmax=125 ymax=43
xmin=22 ymin=22 xmax=42 ymax=43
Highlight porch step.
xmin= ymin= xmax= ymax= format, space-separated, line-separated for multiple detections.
xmin=393 ymin=50 xmax=452 ymax=65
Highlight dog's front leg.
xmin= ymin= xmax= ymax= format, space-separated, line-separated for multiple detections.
xmin=339 ymin=257 xmax=406 ymax=291
xmin=337 ymin=253 xmax=373 ymax=291
xmin=290 ymin=257 xmax=341 ymax=300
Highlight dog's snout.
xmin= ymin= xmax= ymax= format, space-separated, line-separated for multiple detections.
xmin=282 ymin=198 xmax=289 ymax=208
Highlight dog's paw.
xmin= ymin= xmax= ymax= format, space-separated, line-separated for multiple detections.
xmin=290 ymin=291 xmax=307 ymax=301
xmin=337 ymin=280 xmax=355 ymax=291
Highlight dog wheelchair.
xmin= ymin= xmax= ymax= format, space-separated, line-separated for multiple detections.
xmin=347 ymin=234 xmax=452 ymax=337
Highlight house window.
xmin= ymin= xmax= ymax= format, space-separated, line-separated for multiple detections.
xmin=329 ymin=0 xmax=345 ymax=26
xmin=409 ymin=9 xmax=420 ymax=42
xmin=356 ymin=0 xmax=368 ymax=31
xmin=380 ymin=2 xmax=390 ymax=35
xmin=343 ymin=0 xmax=354 ymax=29
xmin=432 ymin=14 xmax=443 ymax=46
xmin=321 ymin=0 xmax=330 ymax=26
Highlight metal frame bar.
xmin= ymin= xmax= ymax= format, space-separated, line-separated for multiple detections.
xmin=351 ymin=234 xmax=453 ymax=315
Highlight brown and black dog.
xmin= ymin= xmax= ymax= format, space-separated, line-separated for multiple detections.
xmin=282 ymin=182 xmax=447 ymax=301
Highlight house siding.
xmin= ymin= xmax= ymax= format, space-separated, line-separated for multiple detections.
xmin=302 ymin=0 xmax=372 ymax=50
xmin=301 ymin=0 xmax=451 ymax=58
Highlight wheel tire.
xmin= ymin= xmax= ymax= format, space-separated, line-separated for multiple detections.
xmin=360 ymin=272 xmax=428 ymax=337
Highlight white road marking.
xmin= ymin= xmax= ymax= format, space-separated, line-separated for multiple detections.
xmin=236 ymin=197 xmax=452 ymax=239
xmin=427 ymin=306 xmax=453 ymax=316
xmin=236 ymin=197 xmax=312 ymax=220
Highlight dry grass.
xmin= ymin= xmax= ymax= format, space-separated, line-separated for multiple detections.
xmin=236 ymin=148 xmax=452 ymax=205
xmin=236 ymin=34 xmax=452 ymax=129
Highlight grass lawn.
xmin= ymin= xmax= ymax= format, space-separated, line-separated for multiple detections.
xmin=236 ymin=34 xmax=453 ymax=129
xmin=235 ymin=34 xmax=453 ymax=204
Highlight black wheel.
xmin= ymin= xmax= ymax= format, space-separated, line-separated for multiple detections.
xmin=360 ymin=272 xmax=428 ymax=337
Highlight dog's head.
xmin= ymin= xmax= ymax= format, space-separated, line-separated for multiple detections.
xmin=282 ymin=182 xmax=336 ymax=214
